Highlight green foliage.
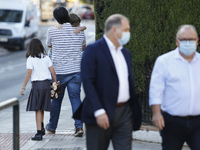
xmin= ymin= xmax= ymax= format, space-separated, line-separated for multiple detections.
xmin=94 ymin=0 xmax=200 ymax=93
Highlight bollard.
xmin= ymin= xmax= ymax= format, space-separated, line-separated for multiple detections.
xmin=13 ymin=104 xmax=19 ymax=150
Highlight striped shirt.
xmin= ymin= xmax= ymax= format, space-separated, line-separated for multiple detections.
xmin=46 ymin=23 xmax=86 ymax=74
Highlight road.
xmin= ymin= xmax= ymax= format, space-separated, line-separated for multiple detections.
xmin=0 ymin=20 xmax=95 ymax=102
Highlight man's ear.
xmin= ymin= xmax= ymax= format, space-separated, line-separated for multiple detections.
xmin=112 ymin=27 xmax=117 ymax=34
xmin=176 ymin=38 xmax=179 ymax=47
xmin=196 ymin=37 xmax=199 ymax=47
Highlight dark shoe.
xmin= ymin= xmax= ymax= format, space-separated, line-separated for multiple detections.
xmin=41 ymin=127 xmax=45 ymax=136
xmin=31 ymin=134 xmax=42 ymax=141
xmin=74 ymin=128 xmax=84 ymax=137
xmin=46 ymin=123 xmax=55 ymax=134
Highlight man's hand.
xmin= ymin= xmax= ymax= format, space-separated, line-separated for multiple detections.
xmin=96 ymin=113 xmax=110 ymax=130
xmin=152 ymin=112 xmax=165 ymax=130
xmin=151 ymin=105 xmax=165 ymax=130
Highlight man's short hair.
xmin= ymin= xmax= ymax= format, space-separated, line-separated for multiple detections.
xmin=176 ymin=25 xmax=198 ymax=38
xmin=104 ymin=14 xmax=129 ymax=34
xmin=69 ymin=13 xmax=81 ymax=27
xmin=53 ymin=6 xmax=70 ymax=24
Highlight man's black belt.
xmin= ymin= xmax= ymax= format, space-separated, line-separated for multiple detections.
xmin=163 ymin=111 xmax=200 ymax=119
xmin=116 ymin=101 xmax=129 ymax=108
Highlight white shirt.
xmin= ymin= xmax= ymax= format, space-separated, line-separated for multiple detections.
xmin=94 ymin=35 xmax=130 ymax=117
xmin=26 ymin=54 xmax=52 ymax=82
xmin=46 ymin=23 xmax=86 ymax=74
xmin=149 ymin=48 xmax=200 ymax=116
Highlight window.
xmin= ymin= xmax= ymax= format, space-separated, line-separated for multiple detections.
xmin=0 ymin=10 xmax=23 ymax=23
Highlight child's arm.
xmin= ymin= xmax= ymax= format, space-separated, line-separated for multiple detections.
xmin=20 ymin=69 xmax=32 ymax=95
xmin=74 ymin=26 xmax=87 ymax=34
xmin=49 ymin=66 xmax=57 ymax=82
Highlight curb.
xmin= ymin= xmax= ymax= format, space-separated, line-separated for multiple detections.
xmin=140 ymin=125 xmax=159 ymax=131
xmin=134 ymin=125 xmax=188 ymax=148
xmin=133 ymin=125 xmax=161 ymax=143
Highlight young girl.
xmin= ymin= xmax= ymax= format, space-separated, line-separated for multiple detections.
xmin=20 ymin=38 xmax=57 ymax=141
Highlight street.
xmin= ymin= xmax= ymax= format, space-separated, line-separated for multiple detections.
xmin=0 ymin=20 xmax=95 ymax=102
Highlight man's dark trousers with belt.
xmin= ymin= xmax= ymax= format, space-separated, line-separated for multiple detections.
xmin=73 ymin=37 xmax=142 ymax=150
xmin=161 ymin=112 xmax=200 ymax=150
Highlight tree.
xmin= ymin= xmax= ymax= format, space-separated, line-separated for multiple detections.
xmin=94 ymin=0 xmax=200 ymax=122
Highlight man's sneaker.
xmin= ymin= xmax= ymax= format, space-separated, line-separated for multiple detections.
xmin=74 ymin=128 xmax=84 ymax=137
xmin=45 ymin=123 xmax=55 ymax=134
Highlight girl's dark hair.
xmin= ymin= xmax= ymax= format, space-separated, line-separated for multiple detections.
xmin=53 ymin=6 xmax=70 ymax=24
xmin=26 ymin=38 xmax=47 ymax=58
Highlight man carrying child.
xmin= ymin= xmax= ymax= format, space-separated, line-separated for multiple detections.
xmin=46 ymin=6 xmax=86 ymax=137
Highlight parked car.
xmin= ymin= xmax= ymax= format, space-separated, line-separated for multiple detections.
xmin=68 ymin=5 xmax=94 ymax=19
xmin=0 ymin=0 xmax=38 ymax=50
xmin=81 ymin=10 xmax=94 ymax=19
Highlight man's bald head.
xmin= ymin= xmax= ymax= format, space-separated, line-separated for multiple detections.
xmin=104 ymin=14 xmax=129 ymax=34
xmin=176 ymin=25 xmax=198 ymax=38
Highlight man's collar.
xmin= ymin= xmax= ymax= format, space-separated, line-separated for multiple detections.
xmin=174 ymin=47 xmax=183 ymax=59
xmin=103 ymin=34 xmax=123 ymax=51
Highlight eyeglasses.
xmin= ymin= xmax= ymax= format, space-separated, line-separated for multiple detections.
xmin=178 ymin=38 xmax=197 ymax=42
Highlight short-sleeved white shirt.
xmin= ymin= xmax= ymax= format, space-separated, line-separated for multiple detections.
xmin=26 ymin=54 xmax=52 ymax=82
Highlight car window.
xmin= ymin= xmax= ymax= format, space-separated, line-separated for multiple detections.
xmin=0 ymin=9 xmax=23 ymax=23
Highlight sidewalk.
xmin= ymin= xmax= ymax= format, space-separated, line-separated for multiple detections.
xmin=0 ymin=87 xmax=189 ymax=150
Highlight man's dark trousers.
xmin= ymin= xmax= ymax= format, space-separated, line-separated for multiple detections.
xmin=86 ymin=103 xmax=132 ymax=150
xmin=161 ymin=112 xmax=200 ymax=150
xmin=73 ymin=37 xmax=142 ymax=150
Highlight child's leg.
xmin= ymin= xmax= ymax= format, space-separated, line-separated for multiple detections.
xmin=41 ymin=111 xmax=45 ymax=135
xmin=36 ymin=110 xmax=43 ymax=130
xmin=41 ymin=111 xmax=44 ymax=122
xmin=32 ymin=110 xmax=43 ymax=140
xmin=41 ymin=111 xmax=45 ymax=130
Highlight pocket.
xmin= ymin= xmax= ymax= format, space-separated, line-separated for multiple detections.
xmin=73 ymin=73 xmax=81 ymax=84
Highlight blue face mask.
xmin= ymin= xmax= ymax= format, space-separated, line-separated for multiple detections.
xmin=115 ymin=31 xmax=131 ymax=46
xmin=179 ymin=40 xmax=197 ymax=56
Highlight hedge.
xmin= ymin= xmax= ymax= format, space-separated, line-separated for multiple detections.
xmin=94 ymin=0 xmax=200 ymax=94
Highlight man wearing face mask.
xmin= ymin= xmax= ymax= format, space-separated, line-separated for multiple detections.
xmin=73 ymin=14 xmax=142 ymax=150
xmin=149 ymin=25 xmax=200 ymax=150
